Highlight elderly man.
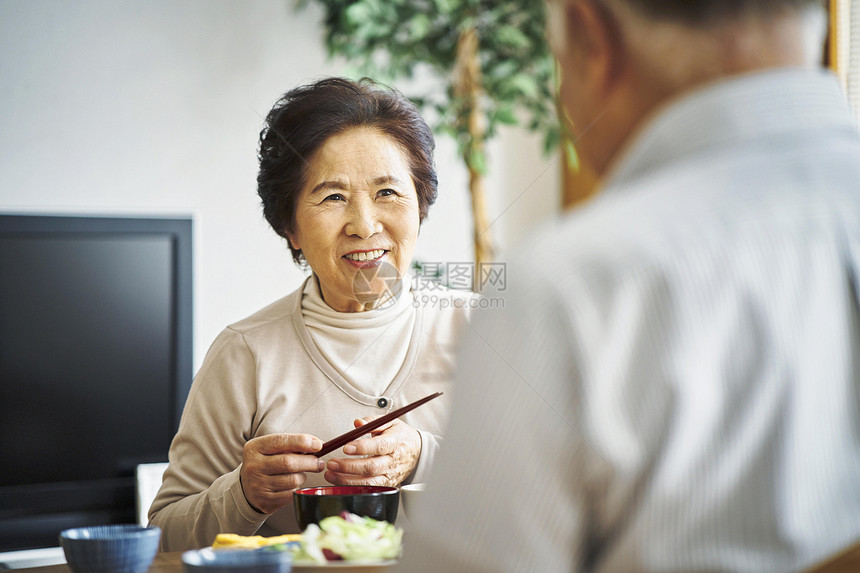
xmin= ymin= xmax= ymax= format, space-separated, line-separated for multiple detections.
xmin=398 ymin=0 xmax=860 ymax=571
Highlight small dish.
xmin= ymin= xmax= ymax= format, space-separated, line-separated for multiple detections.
xmin=60 ymin=524 xmax=161 ymax=573
xmin=182 ymin=547 xmax=293 ymax=573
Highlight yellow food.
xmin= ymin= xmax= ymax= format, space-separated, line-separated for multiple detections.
xmin=212 ymin=533 xmax=302 ymax=550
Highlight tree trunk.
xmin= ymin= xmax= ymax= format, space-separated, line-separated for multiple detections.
xmin=454 ymin=25 xmax=494 ymax=273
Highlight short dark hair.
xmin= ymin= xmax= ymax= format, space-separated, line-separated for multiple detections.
xmin=257 ymin=77 xmax=438 ymax=265
xmin=617 ymin=0 xmax=824 ymax=24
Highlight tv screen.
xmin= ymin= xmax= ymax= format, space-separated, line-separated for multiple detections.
xmin=0 ymin=214 xmax=192 ymax=551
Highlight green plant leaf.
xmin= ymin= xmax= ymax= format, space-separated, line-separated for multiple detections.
xmin=495 ymin=25 xmax=530 ymax=51
xmin=495 ymin=108 xmax=517 ymax=125
xmin=485 ymin=59 xmax=518 ymax=80
xmin=466 ymin=146 xmax=487 ymax=175
xmin=564 ymin=139 xmax=580 ymax=171
xmin=304 ymin=0 xmax=562 ymax=158
xmin=408 ymin=13 xmax=432 ymax=40
xmin=433 ymin=0 xmax=458 ymax=15
xmin=345 ymin=2 xmax=373 ymax=26
xmin=508 ymin=73 xmax=539 ymax=98
xmin=542 ymin=127 xmax=559 ymax=154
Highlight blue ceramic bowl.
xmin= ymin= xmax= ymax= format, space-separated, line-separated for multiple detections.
xmin=293 ymin=485 xmax=399 ymax=531
xmin=60 ymin=524 xmax=161 ymax=573
xmin=182 ymin=547 xmax=292 ymax=573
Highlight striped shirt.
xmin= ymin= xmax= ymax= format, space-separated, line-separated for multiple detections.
xmin=399 ymin=68 xmax=860 ymax=572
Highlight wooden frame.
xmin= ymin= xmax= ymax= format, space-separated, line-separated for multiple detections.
xmin=829 ymin=0 xmax=849 ymax=79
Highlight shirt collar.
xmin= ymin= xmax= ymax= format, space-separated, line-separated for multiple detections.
xmin=604 ymin=68 xmax=856 ymax=190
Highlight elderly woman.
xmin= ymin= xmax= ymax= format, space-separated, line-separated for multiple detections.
xmin=149 ymin=77 xmax=471 ymax=551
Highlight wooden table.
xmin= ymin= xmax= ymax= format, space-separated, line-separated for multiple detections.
xmin=21 ymin=551 xmax=394 ymax=572
xmin=23 ymin=551 xmax=184 ymax=573
xmin=803 ymin=540 xmax=860 ymax=573
xmin=19 ymin=542 xmax=860 ymax=572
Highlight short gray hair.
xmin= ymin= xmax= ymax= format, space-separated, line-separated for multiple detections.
xmin=614 ymin=0 xmax=826 ymax=25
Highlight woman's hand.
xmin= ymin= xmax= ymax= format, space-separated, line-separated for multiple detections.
xmin=324 ymin=417 xmax=422 ymax=487
xmin=240 ymin=433 xmax=325 ymax=514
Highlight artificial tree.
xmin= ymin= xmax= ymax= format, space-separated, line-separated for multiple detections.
xmin=299 ymin=0 xmax=561 ymax=267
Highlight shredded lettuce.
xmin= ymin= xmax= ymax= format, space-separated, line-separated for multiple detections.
xmin=281 ymin=512 xmax=402 ymax=564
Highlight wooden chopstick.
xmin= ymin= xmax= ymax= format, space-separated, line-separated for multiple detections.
xmin=314 ymin=391 xmax=443 ymax=458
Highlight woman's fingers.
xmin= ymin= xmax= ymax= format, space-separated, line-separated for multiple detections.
xmin=246 ymin=470 xmax=313 ymax=494
xmin=343 ymin=417 xmax=403 ymax=455
xmin=325 ymin=420 xmax=422 ymax=487
xmin=265 ymin=451 xmax=327 ymax=475
xmin=253 ymin=433 xmax=323 ymax=457
xmin=240 ymin=433 xmax=325 ymax=514
xmin=327 ymin=454 xmax=389 ymax=477
xmin=324 ymin=471 xmax=390 ymax=487
xmin=344 ymin=416 xmax=395 ymax=454
xmin=344 ymin=433 xmax=397 ymax=456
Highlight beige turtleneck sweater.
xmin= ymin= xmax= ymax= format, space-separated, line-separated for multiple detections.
xmin=301 ymin=275 xmax=416 ymax=398
xmin=149 ymin=276 xmax=471 ymax=551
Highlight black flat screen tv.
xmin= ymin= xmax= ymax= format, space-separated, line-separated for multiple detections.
xmin=0 ymin=214 xmax=193 ymax=551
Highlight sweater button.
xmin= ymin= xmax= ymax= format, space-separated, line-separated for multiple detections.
xmin=377 ymin=397 xmax=389 ymax=408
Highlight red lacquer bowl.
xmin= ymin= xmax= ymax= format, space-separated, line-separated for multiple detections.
xmin=293 ymin=486 xmax=399 ymax=530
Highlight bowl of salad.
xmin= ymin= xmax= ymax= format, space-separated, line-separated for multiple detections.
xmin=212 ymin=513 xmax=402 ymax=572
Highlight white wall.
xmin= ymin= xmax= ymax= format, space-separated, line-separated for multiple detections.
xmin=0 ymin=0 xmax=559 ymax=372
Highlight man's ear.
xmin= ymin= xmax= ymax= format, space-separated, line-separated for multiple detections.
xmin=562 ymin=0 xmax=626 ymax=96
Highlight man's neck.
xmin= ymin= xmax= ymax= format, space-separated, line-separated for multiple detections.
xmin=592 ymin=7 xmax=824 ymax=178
